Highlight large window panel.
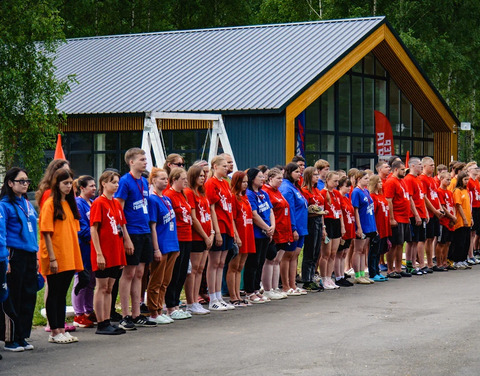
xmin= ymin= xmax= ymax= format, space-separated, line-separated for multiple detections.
xmin=70 ymin=153 xmax=93 ymax=177
xmin=321 ymin=86 xmax=335 ymax=132
xmin=338 ymin=155 xmax=351 ymax=171
xmin=424 ymin=141 xmax=434 ymax=156
xmin=306 ymin=98 xmax=320 ymax=132
xmin=389 ymin=81 xmax=400 ymax=136
xmin=364 ymin=53 xmax=374 ymax=75
xmin=424 ymin=122 xmax=434 ymax=138
xmin=305 ymin=133 xmax=320 ymax=152
xmin=338 ymin=76 xmax=350 ymax=132
xmin=352 ymin=136 xmax=362 ymax=152
xmin=401 ymin=93 xmax=411 ymax=137
xmin=339 ymin=136 xmax=350 ymax=152
xmin=68 ymin=133 xmax=92 ymax=152
xmin=364 ymin=77 xmax=374 ymax=134
xmin=412 ymin=108 xmax=422 ymax=138
xmin=401 ymin=139 xmax=411 ymax=155
xmin=120 ymin=132 xmax=142 ymax=150
xmin=321 ymin=134 xmax=335 ymax=153
xmin=364 ymin=137 xmax=374 ymax=153
xmin=375 ymin=57 xmax=386 ymax=77
xmin=375 ymin=79 xmax=387 ymax=114
xmin=352 ymin=75 xmax=362 ymax=133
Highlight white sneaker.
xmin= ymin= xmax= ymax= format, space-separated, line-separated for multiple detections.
xmin=161 ymin=314 xmax=174 ymax=323
xmin=219 ymin=299 xmax=235 ymax=310
xmin=169 ymin=310 xmax=190 ymax=320
xmin=274 ymin=288 xmax=288 ymax=299
xmin=264 ymin=289 xmax=283 ymax=300
xmin=322 ymin=278 xmax=335 ymax=290
xmin=295 ymin=287 xmax=308 ymax=295
xmin=194 ymin=303 xmax=210 ymax=314
xmin=209 ymin=299 xmax=228 ymax=311
xmin=149 ymin=315 xmax=172 ymax=324
xmin=455 ymin=262 xmax=466 ymax=270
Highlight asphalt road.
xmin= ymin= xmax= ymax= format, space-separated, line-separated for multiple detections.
xmin=3 ymin=266 xmax=480 ymax=376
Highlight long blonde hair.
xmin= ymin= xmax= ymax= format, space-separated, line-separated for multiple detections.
xmin=209 ymin=156 xmax=226 ymax=178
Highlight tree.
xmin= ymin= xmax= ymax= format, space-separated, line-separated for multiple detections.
xmin=0 ymin=0 xmax=73 ymax=185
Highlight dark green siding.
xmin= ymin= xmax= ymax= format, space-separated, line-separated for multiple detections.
xmin=223 ymin=113 xmax=285 ymax=170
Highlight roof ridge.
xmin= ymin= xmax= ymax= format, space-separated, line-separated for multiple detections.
xmin=65 ymin=16 xmax=385 ymax=42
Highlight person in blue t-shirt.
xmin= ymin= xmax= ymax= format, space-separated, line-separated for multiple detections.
xmin=244 ymin=168 xmax=275 ymax=302
xmin=0 ymin=168 xmax=38 ymax=352
xmin=351 ymin=170 xmax=378 ymax=284
xmin=114 ymin=148 xmax=155 ymax=329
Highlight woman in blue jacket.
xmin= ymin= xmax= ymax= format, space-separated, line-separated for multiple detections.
xmin=0 ymin=168 xmax=38 ymax=352
xmin=279 ymin=163 xmax=308 ymax=295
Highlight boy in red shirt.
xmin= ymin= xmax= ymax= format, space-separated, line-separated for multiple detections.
xmin=436 ymin=172 xmax=457 ymax=270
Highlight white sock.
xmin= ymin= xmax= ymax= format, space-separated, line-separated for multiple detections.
xmin=216 ymin=291 xmax=223 ymax=301
xmin=336 ymin=276 xmax=342 ymax=281
xmin=209 ymin=293 xmax=217 ymax=302
xmin=186 ymin=304 xmax=193 ymax=309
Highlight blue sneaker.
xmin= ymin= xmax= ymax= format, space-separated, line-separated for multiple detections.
xmin=372 ymin=274 xmax=386 ymax=282
xmin=379 ymin=264 xmax=388 ymax=272
xmin=4 ymin=342 xmax=25 ymax=352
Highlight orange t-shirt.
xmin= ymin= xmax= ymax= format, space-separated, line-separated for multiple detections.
xmin=39 ymin=198 xmax=84 ymax=276
xmin=453 ymin=188 xmax=472 ymax=230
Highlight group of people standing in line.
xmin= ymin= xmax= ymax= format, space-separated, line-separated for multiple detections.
xmin=0 ymin=147 xmax=478 ymax=353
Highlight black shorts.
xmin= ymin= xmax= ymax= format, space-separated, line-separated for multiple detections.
xmin=265 ymin=241 xmax=278 ymax=261
xmin=324 ymin=218 xmax=342 ymax=239
xmin=211 ymin=233 xmax=233 ymax=252
xmin=191 ymin=240 xmax=207 ymax=253
xmin=390 ymin=222 xmax=411 ymax=245
xmin=338 ymin=238 xmax=352 ymax=252
xmin=425 ymin=216 xmax=440 ymax=238
xmin=472 ymin=208 xmax=480 ymax=234
xmin=409 ymin=218 xmax=426 ymax=242
xmin=438 ymin=225 xmax=453 ymax=244
xmin=95 ymin=266 xmax=121 ymax=279
xmin=355 ymin=231 xmax=377 ymax=240
xmin=127 ymin=233 xmax=153 ymax=265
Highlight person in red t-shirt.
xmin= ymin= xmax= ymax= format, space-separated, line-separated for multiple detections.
xmin=184 ymin=165 xmax=213 ymax=315
xmin=383 ymin=160 xmax=410 ymax=277
xmin=466 ymin=163 xmax=480 ymax=263
xmin=263 ymin=168 xmax=293 ymax=299
xmin=436 ymin=172 xmax=457 ymax=269
xmin=227 ymin=171 xmax=255 ymax=307
xmin=164 ymin=168 xmax=193 ymax=317
xmin=403 ymin=158 xmax=428 ymax=275
xmin=91 ymin=170 xmax=129 ymax=335
xmin=204 ymin=156 xmax=235 ymax=311
xmin=300 ymin=167 xmax=326 ymax=292
xmin=376 ymin=161 xmax=391 ymax=185
xmin=335 ymin=177 xmax=354 ymax=287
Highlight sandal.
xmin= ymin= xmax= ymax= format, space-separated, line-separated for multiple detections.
xmin=231 ymin=300 xmax=247 ymax=307
xmin=246 ymin=293 xmax=264 ymax=304
xmin=197 ymin=297 xmax=209 ymax=304
xmin=48 ymin=333 xmax=73 ymax=344
xmin=241 ymin=299 xmax=252 ymax=306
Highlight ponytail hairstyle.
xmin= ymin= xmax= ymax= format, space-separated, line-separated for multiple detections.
xmin=187 ymin=164 xmax=206 ymax=196
xmin=324 ymin=171 xmax=340 ymax=204
xmin=51 ymin=169 xmax=80 ymax=221
xmin=231 ymin=171 xmax=247 ymax=200
xmin=35 ymin=159 xmax=70 ymax=203
xmin=98 ymin=170 xmax=120 ymax=195
xmin=302 ymin=166 xmax=317 ymax=192
xmin=284 ymin=162 xmax=300 ymax=188
xmin=73 ymin=175 xmax=94 ymax=196
xmin=209 ymin=156 xmax=226 ymax=179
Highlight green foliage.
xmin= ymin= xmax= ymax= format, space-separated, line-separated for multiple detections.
xmin=0 ymin=0 xmax=73 ymax=185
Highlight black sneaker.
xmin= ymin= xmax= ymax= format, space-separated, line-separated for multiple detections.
xmin=140 ymin=303 xmax=149 ymax=314
xmin=119 ymin=315 xmax=137 ymax=331
xmin=400 ymin=271 xmax=412 ymax=277
xmin=110 ymin=311 xmax=123 ymax=322
xmin=432 ymin=265 xmax=446 ymax=272
xmin=133 ymin=315 xmax=157 ymax=327
xmin=303 ymin=282 xmax=321 ymax=292
xmin=387 ymin=272 xmax=402 ymax=279
xmin=421 ymin=266 xmax=433 ymax=274
xmin=335 ymin=278 xmax=353 ymax=287
xmin=96 ymin=324 xmax=126 ymax=335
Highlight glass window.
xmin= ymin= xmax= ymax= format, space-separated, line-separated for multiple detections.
xmin=352 ymin=136 xmax=362 ymax=152
xmin=424 ymin=121 xmax=433 ymax=138
xmin=375 ymin=79 xmax=387 ymax=114
xmin=413 ymin=140 xmax=423 ymax=155
xmin=321 ymin=134 xmax=335 ymax=153
xmin=321 ymin=154 xmax=335 ymax=168
xmin=321 ymin=86 xmax=335 ymax=132
xmin=424 ymin=141 xmax=434 ymax=156
xmin=375 ymin=57 xmax=386 ymax=77
xmin=352 ymin=60 xmax=362 ymax=73
xmin=401 ymin=139 xmax=411 ymax=155
xmin=120 ymin=132 xmax=142 ymax=150
xmin=364 ymin=137 xmax=374 ymax=153
xmin=305 ymin=133 xmax=320 ymax=152
xmin=338 ymin=155 xmax=351 ymax=171
xmin=352 ymin=75 xmax=362 ymax=133
xmin=355 ymin=157 xmax=374 ymax=170
xmin=306 ymin=98 xmax=320 ymax=132
xmin=105 ymin=132 xmax=117 ymax=151
xmin=412 ymin=108 xmax=422 ymax=138
xmin=94 ymin=134 xmax=106 ymax=151
xmin=401 ymin=93 xmax=411 ymax=137
xmin=306 ymin=153 xmax=320 ymax=167
xmin=339 ymin=136 xmax=350 ymax=152
xmin=364 ymin=53 xmax=375 ymax=76
xmin=68 ymin=133 xmax=92 ymax=152
xmin=364 ymin=77 xmax=374 ymax=134
xmin=389 ymin=81 xmax=400 ymax=136
xmin=70 ymin=153 xmax=93 ymax=177
xmin=394 ymin=139 xmax=401 ymax=155
xmin=338 ymin=76 xmax=350 ymax=133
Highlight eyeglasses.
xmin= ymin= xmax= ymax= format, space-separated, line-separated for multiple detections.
xmin=172 ymin=163 xmax=185 ymax=167
xmin=13 ymin=179 xmax=31 ymax=185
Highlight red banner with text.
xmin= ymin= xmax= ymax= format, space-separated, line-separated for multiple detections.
xmin=374 ymin=110 xmax=394 ymax=159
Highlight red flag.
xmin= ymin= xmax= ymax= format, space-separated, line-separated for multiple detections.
xmin=54 ymin=134 xmax=66 ymax=160
xmin=405 ymin=151 xmax=410 ymax=168
xmin=374 ymin=111 xmax=394 ymax=159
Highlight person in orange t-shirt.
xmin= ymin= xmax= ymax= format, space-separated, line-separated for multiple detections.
xmin=451 ymin=172 xmax=472 ymax=268
xmin=40 ymin=169 xmax=83 ymax=344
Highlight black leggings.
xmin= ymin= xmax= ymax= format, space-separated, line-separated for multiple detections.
xmin=165 ymin=241 xmax=191 ymax=309
xmin=244 ymin=237 xmax=270 ymax=293
xmin=46 ymin=270 xmax=75 ymax=330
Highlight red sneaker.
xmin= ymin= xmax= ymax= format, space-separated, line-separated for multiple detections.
xmin=73 ymin=315 xmax=93 ymax=328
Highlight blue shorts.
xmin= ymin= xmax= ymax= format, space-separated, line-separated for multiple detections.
xmin=211 ymin=233 xmax=233 ymax=252
xmin=287 ymin=235 xmax=305 ymax=251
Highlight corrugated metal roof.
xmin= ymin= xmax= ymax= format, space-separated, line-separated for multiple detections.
xmin=54 ymin=17 xmax=386 ymax=115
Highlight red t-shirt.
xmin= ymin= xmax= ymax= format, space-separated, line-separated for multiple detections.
xmin=301 ymin=187 xmax=325 ymax=207
xmin=404 ymin=174 xmax=427 ymax=219
xmin=383 ymin=176 xmax=410 ymax=224
xmin=204 ymin=176 xmax=234 ymax=237
xmin=232 ymin=195 xmax=256 ymax=254
xmin=184 ymin=188 xmax=212 ymax=241
xmin=467 ymin=178 xmax=480 ymax=208
xmin=164 ymin=188 xmax=192 ymax=242
xmin=263 ymin=185 xmax=293 ymax=244
xmin=437 ymin=187 xmax=455 ymax=230
xmin=90 ymin=196 xmax=127 ymax=271
xmin=371 ymin=193 xmax=392 ymax=238
xmin=433 ymin=176 xmax=441 ymax=189
xmin=319 ymin=189 xmax=342 ymax=219
xmin=340 ymin=195 xmax=355 ymax=240
xmin=418 ymin=174 xmax=441 ymax=217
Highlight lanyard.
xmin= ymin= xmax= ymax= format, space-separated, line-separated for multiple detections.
xmin=129 ymin=172 xmax=146 ymax=205
xmin=101 ymin=194 xmax=119 ymax=217
xmin=15 ymin=198 xmax=31 ymax=219
xmin=154 ymin=190 xmax=170 ymax=209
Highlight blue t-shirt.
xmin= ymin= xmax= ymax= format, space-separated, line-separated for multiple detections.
xmin=279 ymin=180 xmax=308 ymax=236
xmin=76 ymin=196 xmax=93 ymax=270
xmin=317 ymin=180 xmax=325 ymax=190
xmin=246 ymin=188 xmax=273 ymax=239
xmin=0 ymin=205 xmax=8 ymax=262
xmin=351 ymin=187 xmax=377 ymax=234
xmin=0 ymin=196 xmax=38 ymax=253
xmin=148 ymin=194 xmax=179 ymax=254
xmin=115 ymin=173 xmax=150 ymax=234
